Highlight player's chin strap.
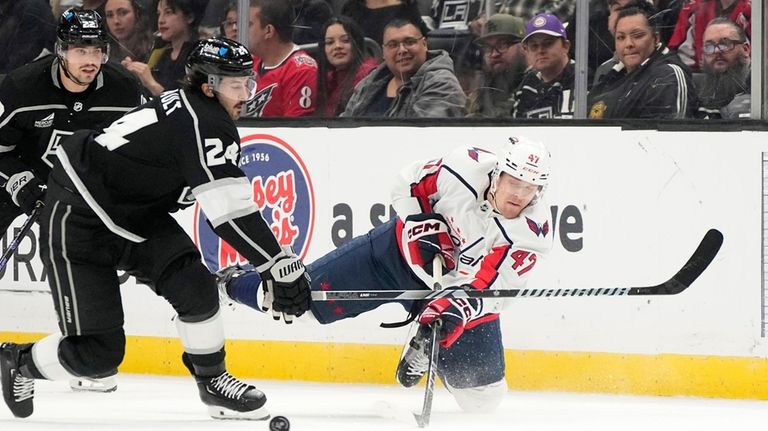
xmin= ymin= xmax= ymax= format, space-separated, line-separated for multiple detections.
xmin=59 ymin=58 xmax=92 ymax=88
xmin=379 ymin=299 xmax=426 ymax=328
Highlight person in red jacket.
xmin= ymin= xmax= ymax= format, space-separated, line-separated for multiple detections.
xmin=316 ymin=16 xmax=378 ymax=117
xmin=667 ymin=0 xmax=750 ymax=71
xmin=244 ymin=0 xmax=318 ymax=117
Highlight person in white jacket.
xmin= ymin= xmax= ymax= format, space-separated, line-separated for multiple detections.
xmin=219 ymin=135 xmax=553 ymax=412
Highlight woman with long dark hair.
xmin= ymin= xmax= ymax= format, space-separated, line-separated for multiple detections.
xmin=316 ymin=16 xmax=379 ymax=116
xmin=105 ymin=0 xmax=154 ymax=62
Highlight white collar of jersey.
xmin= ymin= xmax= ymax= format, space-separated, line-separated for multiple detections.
xmin=260 ymin=44 xmax=300 ymax=72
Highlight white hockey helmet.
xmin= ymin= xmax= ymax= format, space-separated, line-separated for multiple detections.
xmin=491 ymin=136 xmax=551 ymax=204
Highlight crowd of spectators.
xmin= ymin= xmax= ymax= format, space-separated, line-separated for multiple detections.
xmin=0 ymin=0 xmax=759 ymax=120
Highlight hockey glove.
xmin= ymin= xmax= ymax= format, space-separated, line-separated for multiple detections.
xmin=418 ymin=294 xmax=482 ymax=349
xmin=403 ymin=213 xmax=457 ymax=276
xmin=5 ymin=171 xmax=46 ymax=215
xmin=260 ymin=252 xmax=311 ymax=324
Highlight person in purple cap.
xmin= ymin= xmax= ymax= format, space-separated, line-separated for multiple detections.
xmin=512 ymin=12 xmax=575 ymax=119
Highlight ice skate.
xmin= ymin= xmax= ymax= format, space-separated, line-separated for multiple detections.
xmin=215 ymin=264 xmax=247 ymax=308
xmin=396 ymin=324 xmax=434 ymax=388
xmin=195 ymin=371 xmax=270 ymax=420
xmin=0 ymin=342 xmax=34 ymax=418
xmin=69 ymin=374 xmax=118 ymax=393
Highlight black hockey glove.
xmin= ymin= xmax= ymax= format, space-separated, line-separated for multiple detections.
xmin=5 ymin=171 xmax=46 ymax=215
xmin=403 ymin=213 xmax=457 ymax=275
xmin=260 ymin=252 xmax=311 ymax=324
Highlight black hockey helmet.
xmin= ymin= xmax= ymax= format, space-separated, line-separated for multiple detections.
xmin=185 ymin=37 xmax=254 ymax=78
xmin=57 ymin=8 xmax=109 ymax=47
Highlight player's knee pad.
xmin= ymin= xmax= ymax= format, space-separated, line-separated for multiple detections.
xmin=446 ymin=378 xmax=507 ymax=413
xmin=157 ymin=253 xmax=219 ymax=320
xmin=58 ymin=329 xmax=126 ymax=378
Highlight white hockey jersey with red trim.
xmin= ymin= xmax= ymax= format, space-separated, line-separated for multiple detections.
xmin=391 ymin=145 xmax=553 ymax=314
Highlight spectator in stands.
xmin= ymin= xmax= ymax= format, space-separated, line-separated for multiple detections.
xmin=588 ymin=1 xmax=697 ymax=119
xmin=340 ymin=0 xmax=427 ymax=45
xmin=0 ymin=0 xmax=56 ymax=74
xmin=105 ymin=0 xmax=155 ymax=63
xmin=243 ymin=0 xmax=319 ymax=117
xmin=316 ymin=16 xmax=378 ymax=116
xmin=342 ymin=17 xmax=466 ymax=117
xmin=467 ymin=13 xmax=526 ymax=118
xmin=668 ymin=0 xmax=750 ymax=71
xmin=219 ymin=2 xmax=238 ymax=39
xmin=122 ymin=0 xmax=204 ymax=96
xmin=292 ymin=0 xmax=334 ymax=46
xmin=696 ymin=17 xmax=750 ymax=119
xmin=513 ymin=12 xmax=574 ymax=119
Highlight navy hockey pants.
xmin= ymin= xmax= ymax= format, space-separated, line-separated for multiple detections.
xmin=229 ymin=218 xmax=505 ymax=388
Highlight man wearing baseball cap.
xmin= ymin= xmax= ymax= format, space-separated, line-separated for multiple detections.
xmin=513 ymin=12 xmax=575 ymax=118
xmin=467 ymin=13 xmax=527 ymax=118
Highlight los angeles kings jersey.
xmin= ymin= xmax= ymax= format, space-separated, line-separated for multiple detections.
xmin=52 ymin=89 xmax=284 ymax=272
xmin=392 ymin=145 xmax=553 ymax=314
xmin=0 ymin=56 xmax=143 ymax=183
xmin=244 ymin=48 xmax=317 ymax=117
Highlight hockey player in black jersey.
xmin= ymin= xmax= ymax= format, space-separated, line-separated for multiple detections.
xmin=0 ymin=37 xmax=311 ymax=420
xmin=0 ymin=7 xmax=144 ymax=393
xmin=0 ymin=8 xmax=143 ymax=230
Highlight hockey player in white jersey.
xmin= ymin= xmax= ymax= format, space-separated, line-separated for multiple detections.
xmin=220 ymin=136 xmax=553 ymax=412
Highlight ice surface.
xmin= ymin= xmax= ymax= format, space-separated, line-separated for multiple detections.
xmin=1 ymin=374 xmax=767 ymax=430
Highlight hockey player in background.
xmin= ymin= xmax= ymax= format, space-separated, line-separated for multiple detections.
xmin=0 ymin=7 xmax=144 ymax=392
xmin=218 ymin=136 xmax=554 ymax=412
xmin=0 ymin=37 xmax=311 ymax=420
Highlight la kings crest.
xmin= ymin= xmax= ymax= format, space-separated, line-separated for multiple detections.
xmin=245 ymin=83 xmax=277 ymax=117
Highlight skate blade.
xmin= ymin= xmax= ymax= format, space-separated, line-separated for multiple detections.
xmin=69 ymin=377 xmax=118 ymax=393
xmin=208 ymin=405 xmax=270 ymax=421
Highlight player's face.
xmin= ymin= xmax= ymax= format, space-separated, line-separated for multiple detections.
xmin=522 ymin=34 xmax=569 ymax=76
xmin=382 ymin=24 xmax=427 ymax=80
xmin=215 ymin=75 xmax=257 ymax=120
xmin=324 ymin=24 xmax=354 ymax=70
xmin=492 ymin=173 xmax=538 ymax=219
xmin=615 ymin=14 xmax=658 ymax=73
xmin=157 ymin=0 xmax=193 ymax=43
xmin=62 ymin=45 xmax=105 ymax=84
xmin=701 ymin=23 xmax=749 ymax=74
xmin=105 ymin=0 xmax=137 ymax=42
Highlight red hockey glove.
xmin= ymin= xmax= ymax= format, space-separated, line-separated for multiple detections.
xmin=417 ymin=295 xmax=482 ymax=348
xmin=403 ymin=213 xmax=457 ymax=276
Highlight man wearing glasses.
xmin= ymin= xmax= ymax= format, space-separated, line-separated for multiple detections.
xmin=342 ymin=17 xmax=466 ymax=118
xmin=696 ymin=17 xmax=751 ymax=119
xmin=467 ymin=13 xmax=527 ymax=118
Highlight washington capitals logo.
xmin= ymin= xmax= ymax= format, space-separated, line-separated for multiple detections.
xmin=526 ymin=217 xmax=549 ymax=237
xmin=467 ymin=146 xmax=493 ymax=162
xmin=245 ymin=84 xmax=277 ymax=117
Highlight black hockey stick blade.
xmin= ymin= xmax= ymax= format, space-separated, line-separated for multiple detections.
xmin=413 ymin=257 xmax=443 ymax=428
xmin=310 ymin=229 xmax=723 ymax=301
xmin=628 ymin=228 xmax=723 ymax=295
xmin=0 ymin=204 xmax=43 ymax=273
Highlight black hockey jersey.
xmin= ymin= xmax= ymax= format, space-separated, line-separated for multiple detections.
xmin=0 ymin=56 xmax=144 ymax=183
xmin=51 ymin=89 xmax=284 ymax=271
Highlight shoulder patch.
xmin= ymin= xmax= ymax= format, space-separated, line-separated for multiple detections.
xmin=293 ymin=53 xmax=317 ymax=68
xmin=467 ymin=146 xmax=493 ymax=162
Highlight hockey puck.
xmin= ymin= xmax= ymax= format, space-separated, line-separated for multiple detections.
xmin=269 ymin=415 xmax=290 ymax=431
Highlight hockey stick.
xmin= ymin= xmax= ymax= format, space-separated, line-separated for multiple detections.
xmin=311 ymin=229 xmax=724 ymax=302
xmin=0 ymin=204 xmax=43 ymax=274
xmin=413 ymin=257 xmax=443 ymax=428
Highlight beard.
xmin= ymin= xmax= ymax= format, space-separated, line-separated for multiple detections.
xmin=698 ymin=56 xmax=750 ymax=109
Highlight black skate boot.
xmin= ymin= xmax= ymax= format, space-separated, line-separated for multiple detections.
xmin=1 ymin=342 xmax=35 ymax=418
xmin=195 ymin=371 xmax=270 ymax=420
xmin=396 ymin=324 xmax=434 ymax=388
